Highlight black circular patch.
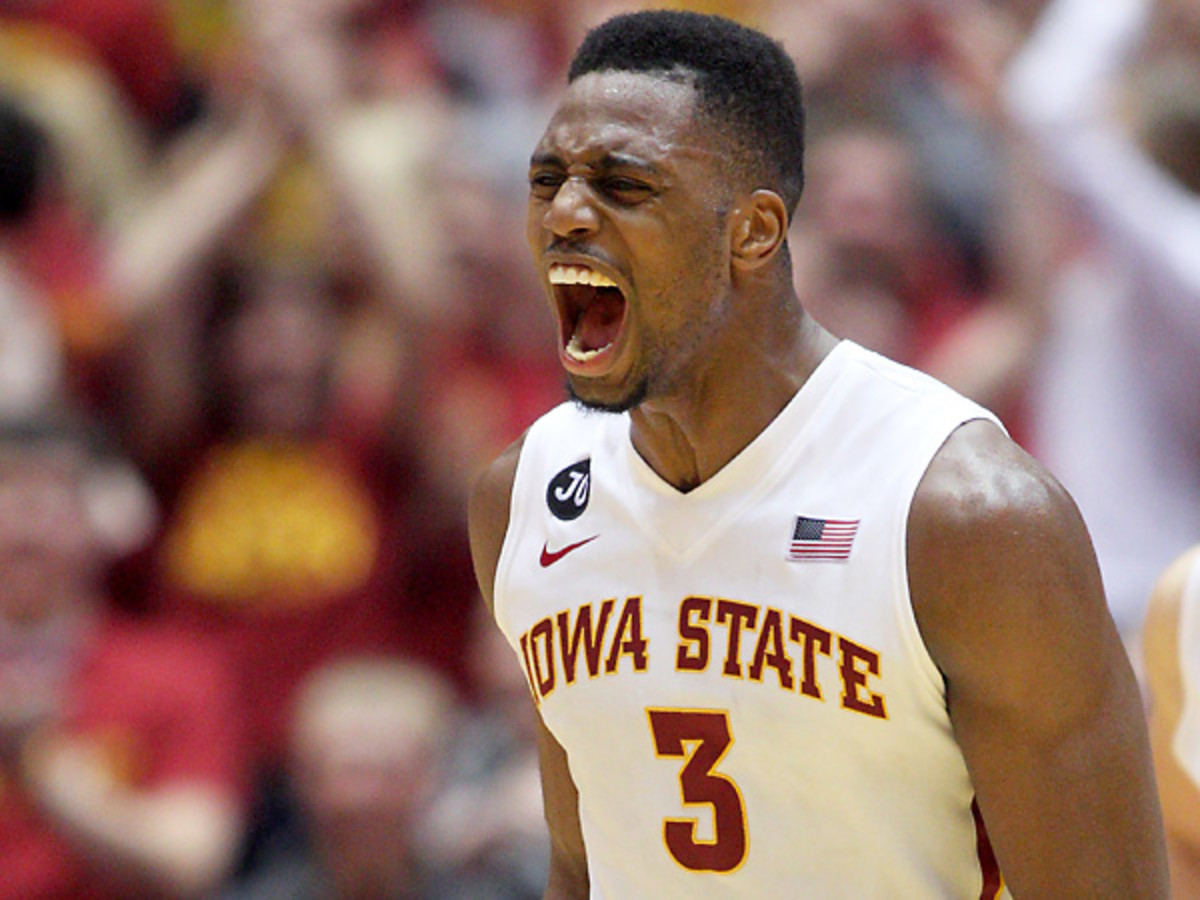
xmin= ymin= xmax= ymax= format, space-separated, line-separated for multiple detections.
xmin=547 ymin=459 xmax=591 ymax=520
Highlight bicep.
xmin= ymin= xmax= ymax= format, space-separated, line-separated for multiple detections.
xmin=536 ymin=714 xmax=589 ymax=899
xmin=468 ymin=437 xmax=589 ymax=897
xmin=909 ymin=420 xmax=1167 ymax=897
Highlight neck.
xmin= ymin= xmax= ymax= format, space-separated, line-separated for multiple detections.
xmin=629 ymin=313 xmax=836 ymax=492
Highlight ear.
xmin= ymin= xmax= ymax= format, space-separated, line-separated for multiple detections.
xmin=730 ymin=190 xmax=788 ymax=272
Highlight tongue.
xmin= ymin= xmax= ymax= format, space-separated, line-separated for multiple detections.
xmin=575 ymin=289 xmax=625 ymax=352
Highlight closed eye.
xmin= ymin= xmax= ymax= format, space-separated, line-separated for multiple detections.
xmin=599 ymin=176 xmax=653 ymax=203
xmin=529 ymin=170 xmax=566 ymax=199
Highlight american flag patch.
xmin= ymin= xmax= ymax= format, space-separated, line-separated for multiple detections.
xmin=787 ymin=516 xmax=860 ymax=562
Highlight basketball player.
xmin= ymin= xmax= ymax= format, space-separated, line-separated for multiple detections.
xmin=467 ymin=11 xmax=1167 ymax=898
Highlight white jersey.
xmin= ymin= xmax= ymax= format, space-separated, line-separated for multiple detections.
xmin=493 ymin=341 xmax=1010 ymax=898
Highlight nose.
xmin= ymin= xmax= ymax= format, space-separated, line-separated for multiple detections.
xmin=543 ymin=176 xmax=600 ymax=239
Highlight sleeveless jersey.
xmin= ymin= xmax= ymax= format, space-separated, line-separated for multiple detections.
xmin=493 ymin=341 xmax=1011 ymax=898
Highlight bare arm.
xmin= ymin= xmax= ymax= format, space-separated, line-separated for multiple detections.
xmin=535 ymin=717 xmax=589 ymax=900
xmin=1144 ymin=545 xmax=1200 ymax=897
xmin=909 ymin=419 xmax=1168 ymax=897
xmin=102 ymin=100 xmax=287 ymax=320
xmin=467 ymin=437 xmax=523 ymax=618
xmin=1004 ymin=0 xmax=1200 ymax=341
xmin=467 ymin=437 xmax=590 ymax=899
xmin=238 ymin=0 xmax=450 ymax=323
xmin=20 ymin=738 xmax=242 ymax=898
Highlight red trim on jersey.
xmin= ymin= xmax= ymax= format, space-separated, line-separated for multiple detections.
xmin=972 ymin=798 xmax=1005 ymax=899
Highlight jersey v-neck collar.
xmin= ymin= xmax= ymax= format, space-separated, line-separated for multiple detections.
xmin=615 ymin=340 xmax=854 ymax=560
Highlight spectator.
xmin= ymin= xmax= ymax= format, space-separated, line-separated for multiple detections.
xmin=792 ymin=120 xmax=982 ymax=374
xmin=763 ymin=0 xmax=1000 ymax=281
xmin=0 ymin=411 xmax=244 ymax=899
xmin=108 ymin=227 xmax=481 ymax=878
xmin=127 ymin=251 xmax=469 ymax=776
xmin=221 ymin=655 xmax=458 ymax=900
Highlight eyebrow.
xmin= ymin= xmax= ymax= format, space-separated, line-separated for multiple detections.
xmin=529 ymin=150 xmax=562 ymax=169
xmin=529 ymin=151 xmax=661 ymax=176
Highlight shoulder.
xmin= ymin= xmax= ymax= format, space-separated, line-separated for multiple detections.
xmin=467 ymin=433 xmax=526 ymax=613
xmin=907 ymin=419 xmax=1110 ymax=690
xmin=910 ymin=418 xmax=1074 ymax=531
xmin=908 ymin=418 xmax=1084 ymax=563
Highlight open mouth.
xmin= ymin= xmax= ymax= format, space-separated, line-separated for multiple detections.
xmin=548 ymin=264 xmax=627 ymax=363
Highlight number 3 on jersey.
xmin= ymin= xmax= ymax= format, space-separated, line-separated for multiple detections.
xmin=647 ymin=708 xmax=748 ymax=873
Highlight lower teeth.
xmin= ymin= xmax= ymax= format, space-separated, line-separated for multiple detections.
xmin=566 ymin=335 xmax=611 ymax=361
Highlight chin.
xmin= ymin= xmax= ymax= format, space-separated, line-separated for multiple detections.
xmin=566 ymin=377 xmax=648 ymax=414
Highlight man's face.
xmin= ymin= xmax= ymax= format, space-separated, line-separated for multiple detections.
xmin=296 ymin=715 xmax=436 ymax=892
xmin=220 ymin=279 xmax=335 ymax=438
xmin=805 ymin=128 xmax=921 ymax=271
xmin=526 ymin=70 xmax=738 ymax=412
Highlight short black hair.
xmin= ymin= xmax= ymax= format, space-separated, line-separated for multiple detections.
xmin=568 ymin=10 xmax=805 ymax=213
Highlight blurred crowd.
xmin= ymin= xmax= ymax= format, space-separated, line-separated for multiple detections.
xmin=0 ymin=0 xmax=1197 ymax=897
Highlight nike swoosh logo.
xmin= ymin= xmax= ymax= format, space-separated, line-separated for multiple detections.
xmin=539 ymin=535 xmax=599 ymax=568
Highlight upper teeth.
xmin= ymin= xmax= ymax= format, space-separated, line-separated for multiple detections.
xmin=548 ymin=264 xmax=617 ymax=288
